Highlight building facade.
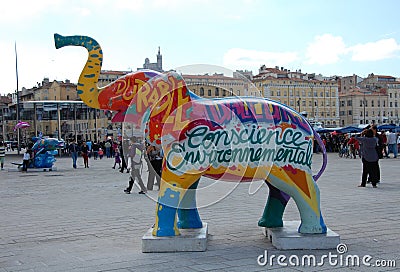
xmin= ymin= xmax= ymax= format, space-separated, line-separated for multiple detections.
xmin=253 ymin=66 xmax=340 ymax=128
xmin=137 ymin=47 xmax=163 ymax=72
xmin=183 ymin=73 xmax=259 ymax=98
xmin=339 ymin=74 xmax=400 ymax=126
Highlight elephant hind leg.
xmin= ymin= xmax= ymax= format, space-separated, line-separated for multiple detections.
xmin=258 ymin=180 xmax=290 ymax=228
xmin=177 ymin=179 xmax=203 ymax=229
xmin=267 ymin=172 xmax=327 ymax=234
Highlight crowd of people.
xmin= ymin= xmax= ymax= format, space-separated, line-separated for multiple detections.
xmin=318 ymin=125 xmax=400 ymax=188
xmin=318 ymin=129 xmax=400 ymax=159
xmin=64 ymin=137 xmax=163 ymax=195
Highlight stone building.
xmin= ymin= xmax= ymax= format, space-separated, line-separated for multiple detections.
xmin=183 ymin=73 xmax=259 ymax=98
xmin=338 ymin=73 xmax=400 ymax=126
xmin=252 ymin=66 xmax=340 ymax=128
xmin=137 ymin=47 xmax=163 ymax=73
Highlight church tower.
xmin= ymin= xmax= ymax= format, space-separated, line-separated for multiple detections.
xmin=157 ymin=46 xmax=162 ymax=72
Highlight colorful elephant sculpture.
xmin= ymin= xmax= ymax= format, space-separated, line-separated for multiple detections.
xmin=30 ymin=137 xmax=64 ymax=168
xmin=54 ymin=34 xmax=328 ymax=236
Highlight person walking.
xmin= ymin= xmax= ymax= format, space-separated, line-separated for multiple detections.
xmin=146 ymin=144 xmax=162 ymax=190
xmin=81 ymin=142 xmax=90 ymax=168
xmin=371 ymin=125 xmax=383 ymax=183
xmin=69 ymin=140 xmax=79 ymax=169
xmin=0 ymin=141 xmax=5 ymax=170
xmin=22 ymin=149 xmax=31 ymax=172
xmin=105 ymin=141 xmax=112 ymax=158
xmin=92 ymin=142 xmax=99 ymax=160
xmin=124 ymin=137 xmax=147 ymax=194
xmin=112 ymin=148 xmax=121 ymax=169
xmin=356 ymin=129 xmax=379 ymax=188
xmin=387 ymin=130 xmax=398 ymax=158
xmin=119 ymin=141 xmax=128 ymax=173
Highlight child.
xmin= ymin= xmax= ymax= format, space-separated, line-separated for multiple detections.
xmin=22 ymin=150 xmax=31 ymax=172
xmin=98 ymin=148 xmax=104 ymax=159
xmin=113 ymin=149 xmax=121 ymax=169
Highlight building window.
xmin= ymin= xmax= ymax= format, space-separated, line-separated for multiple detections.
xmin=208 ymin=89 xmax=211 ymax=96
xmin=215 ymin=88 xmax=219 ymax=96
xmin=237 ymin=90 xmax=240 ymax=96
xmin=347 ymin=100 xmax=352 ymax=106
xmin=308 ymin=91 xmax=311 ymax=97
xmin=271 ymin=91 xmax=274 ymax=96
xmin=390 ymin=102 xmax=393 ymax=107
xmin=371 ymin=100 xmax=374 ymax=107
xmin=348 ymin=110 xmax=352 ymax=115
xmin=223 ymin=89 xmax=226 ymax=96
xmin=277 ymin=90 xmax=281 ymax=96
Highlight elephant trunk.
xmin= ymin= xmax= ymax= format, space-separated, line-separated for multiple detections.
xmin=54 ymin=33 xmax=103 ymax=109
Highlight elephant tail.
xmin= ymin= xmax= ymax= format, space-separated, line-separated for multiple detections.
xmin=312 ymin=127 xmax=327 ymax=181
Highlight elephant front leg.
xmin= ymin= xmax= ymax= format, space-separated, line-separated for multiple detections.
xmin=152 ymin=182 xmax=181 ymax=237
xmin=258 ymin=181 xmax=290 ymax=228
xmin=177 ymin=179 xmax=203 ymax=229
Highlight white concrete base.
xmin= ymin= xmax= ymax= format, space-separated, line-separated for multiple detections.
xmin=142 ymin=223 xmax=208 ymax=253
xmin=263 ymin=221 xmax=340 ymax=250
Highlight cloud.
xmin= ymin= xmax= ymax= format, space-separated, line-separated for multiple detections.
xmin=348 ymin=38 xmax=400 ymax=61
xmin=305 ymin=34 xmax=347 ymax=65
xmin=0 ymin=0 xmax=60 ymax=23
xmin=223 ymin=48 xmax=298 ymax=70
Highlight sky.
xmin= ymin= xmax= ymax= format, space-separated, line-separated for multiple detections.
xmin=1 ymin=0 xmax=400 ymax=95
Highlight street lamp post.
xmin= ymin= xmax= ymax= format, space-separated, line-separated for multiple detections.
xmin=363 ymin=91 xmax=366 ymax=125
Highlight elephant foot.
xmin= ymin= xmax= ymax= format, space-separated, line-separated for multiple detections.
xmin=177 ymin=218 xmax=203 ymax=229
xmin=298 ymin=217 xmax=327 ymax=234
xmin=258 ymin=217 xmax=283 ymax=228
xmin=152 ymin=226 xmax=180 ymax=237
xmin=177 ymin=208 xmax=202 ymax=229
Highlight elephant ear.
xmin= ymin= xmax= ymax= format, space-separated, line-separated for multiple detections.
xmin=122 ymin=71 xmax=192 ymax=147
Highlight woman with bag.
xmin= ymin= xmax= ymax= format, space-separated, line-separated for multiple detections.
xmin=356 ymin=129 xmax=379 ymax=188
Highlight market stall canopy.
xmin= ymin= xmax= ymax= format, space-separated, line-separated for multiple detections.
xmin=315 ymin=126 xmax=363 ymax=134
